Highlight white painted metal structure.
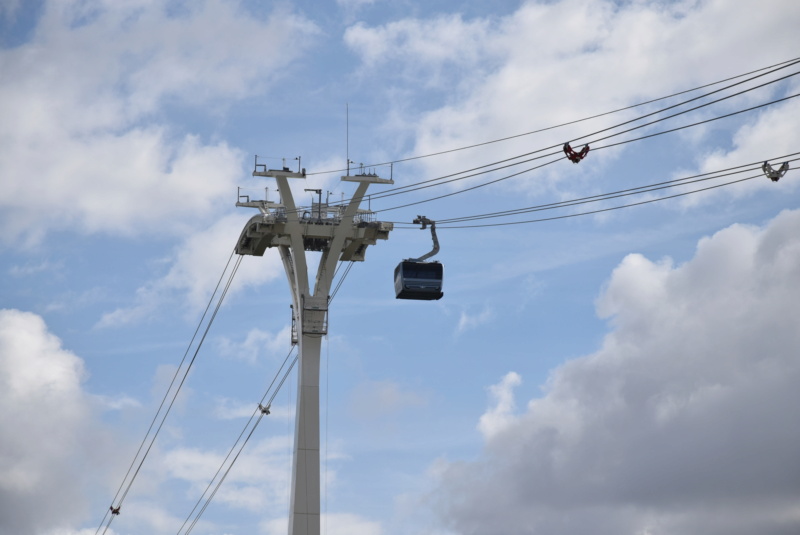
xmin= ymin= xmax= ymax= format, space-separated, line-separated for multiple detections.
xmin=235 ymin=162 xmax=393 ymax=535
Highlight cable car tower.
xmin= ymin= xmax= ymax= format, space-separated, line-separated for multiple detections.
xmin=235 ymin=157 xmax=393 ymax=535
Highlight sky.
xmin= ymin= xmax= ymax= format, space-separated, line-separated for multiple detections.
xmin=1 ymin=1 xmax=799 ymax=534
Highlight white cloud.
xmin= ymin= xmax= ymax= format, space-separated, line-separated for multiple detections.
xmin=0 ymin=309 xmax=110 ymax=535
xmin=676 ymin=86 xmax=800 ymax=206
xmin=213 ymin=396 xmax=295 ymax=421
xmin=92 ymin=393 xmax=142 ymax=411
xmin=213 ymin=397 xmax=261 ymax=420
xmin=44 ymin=530 xmax=119 ymax=535
xmin=323 ymin=513 xmax=383 ymax=535
xmin=456 ymin=305 xmax=494 ymax=334
xmin=216 ymin=325 xmax=293 ymax=364
xmin=103 ymin=499 xmax=188 ymax=535
xmin=348 ymin=379 xmax=428 ymax=420
xmin=344 ymin=14 xmax=492 ymax=82
xmin=44 ymin=286 xmax=108 ymax=314
xmin=263 ymin=512 xmax=383 ymax=535
xmin=89 ymin=434 xmax=294 ymax=533
xmin=8 ymin=259 xmax=63 ymax=277
xmin=477 ymin=371 xmax=521 ymax=439
xmin=427 ymin=208 xmax=800 ymax=534
xmin=345 ymin=0 xmax=800 ymax=198
xmin=336 ymin=0 xmax=377 ymax=10
xmin=0 ymin=0 xmax=21 ymax=20
xmin=0 ymin=0 xmax=319 ymax=247
xmin=97 ymin=213 xmax=284 ymax=327
xmin=161 ymin=435 xmax=293 ymax=513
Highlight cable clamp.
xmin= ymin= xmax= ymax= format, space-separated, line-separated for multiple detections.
xmin=259 ymin=404 xmax=271 ymax=415
xmin=564 ymin=142 xmax=590 ymax=163
xmin=762 ymin=161 xmax=789 ymax=182
xmin=110 ymin=506 xmax=121 ymax=516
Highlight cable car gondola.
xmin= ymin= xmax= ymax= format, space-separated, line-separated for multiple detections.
xmin=395 ymin=260 xmax=443 ymax=300
xmin=394 ymin=216 xmax=444 ymax=300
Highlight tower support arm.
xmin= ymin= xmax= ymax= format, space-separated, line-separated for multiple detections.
xmin=318 ymin=181 xmax=371 ymax=294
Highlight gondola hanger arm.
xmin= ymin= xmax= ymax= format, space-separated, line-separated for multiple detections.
xmin=410 ymin=215 xmax=440 ymax=262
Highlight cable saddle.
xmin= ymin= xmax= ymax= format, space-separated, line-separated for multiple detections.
xmin=762 ymin=161 xmax=789 ymax=182
xmin=563 ymin=142 xmax=590 ymax=163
